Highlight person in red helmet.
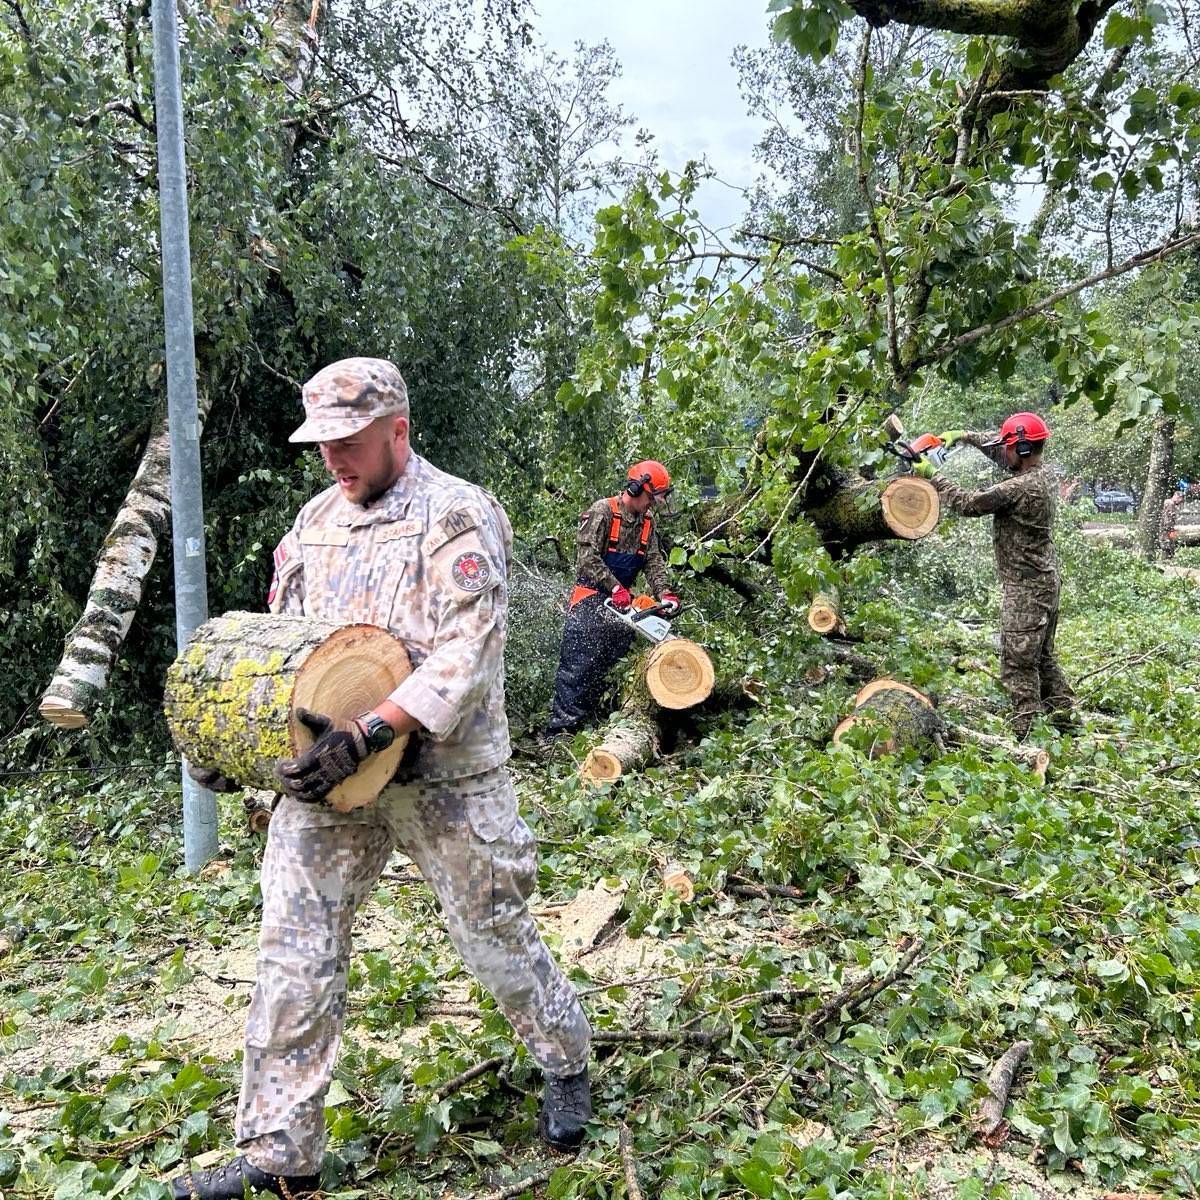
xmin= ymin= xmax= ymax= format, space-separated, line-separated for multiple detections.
xmin=545 ymin=460 xmax=681 ymax=737
xmin=920 ymin=412 xmax=1077 ymax=736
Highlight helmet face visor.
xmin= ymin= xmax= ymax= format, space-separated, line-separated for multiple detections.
xmin=650 ymin=484 xmax=678 ymax=515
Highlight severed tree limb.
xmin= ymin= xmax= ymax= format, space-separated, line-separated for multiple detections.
xmin=976 ymin=1038 xmax=1033 ymax=1144
xmin=40 ymin=399 xmax=210 ymax=728
xmin=433 ymin=1055 xmax=506 ymax=1102
xmin=945 ymin=722 xmax=1050 ymax=784
xmin=619 ymin=1125 xmax=644 ymax=1200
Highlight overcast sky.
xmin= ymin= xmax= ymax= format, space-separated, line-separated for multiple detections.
xmin=532 ymin=0 xmax=775 ymax=234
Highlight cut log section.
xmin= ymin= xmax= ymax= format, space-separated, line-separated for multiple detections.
xmin=164 ymin=612 xmax=411 ymax=813
xmin=581 ymin=710 xmax=659 ymax=783
xmin=832 ymin=679 xmax=943 ymax=756
xmin=642 ymin=638 xmax=714 ymax=709
xmin=807 ymin=589 xmax=845 ymax=636
xmin=806 ymin=473 xmax=940 ymax=557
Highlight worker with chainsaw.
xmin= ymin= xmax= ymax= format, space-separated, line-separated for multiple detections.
xmin=916 ymin=412 xmax=1077 ymax=738
xmin=545 ymin=460 xmax=681 ymax=738
xmin=171 ymin=359 xmax=592 ymax=1200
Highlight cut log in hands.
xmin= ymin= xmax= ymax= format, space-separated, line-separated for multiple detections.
xmin=164 ymin=612 xmax=411 ymax=812
xmin=976 ymin=1038 xmax=1033 ymax=1146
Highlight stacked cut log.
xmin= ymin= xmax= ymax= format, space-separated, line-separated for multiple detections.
xmin=164 ymin=612 xmax=412 ymax=813
xmin=833 ymin=678 xmax=1050 ymax=784
xmin=580 ymin=637 xmax=716 ymax=785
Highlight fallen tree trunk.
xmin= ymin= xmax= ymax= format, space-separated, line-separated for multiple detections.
xmin=832 ymin=679 xmax=944 ymax=756
xmin=1081 ymin=524 xmax=1200 ymax=548
xmin=39 ymin=402 xmax=209 ymax=729
xmin=164 ymin=612 xmax=411 ymax=812
xmin=807 ymin=588 xmax=845 ymax=637
xmin=581 ymin=708 xmax=659 ymax=784
xmin=805 ymin=473 xmax=940 ymax=558
xmin=581 ymin=639 xmax=721 ymax=785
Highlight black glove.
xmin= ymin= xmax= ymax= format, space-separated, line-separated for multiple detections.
xmin=276 ymin=708 xmax=368 ymax=804
xmin=186 ymin=761 xmax=238 ymax=793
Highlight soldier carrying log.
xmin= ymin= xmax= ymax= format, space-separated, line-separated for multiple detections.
xmin=916 ymin=411 xmax=1077 ymax=738
xmin=171 ymin=359 xmax=592 ymax=1200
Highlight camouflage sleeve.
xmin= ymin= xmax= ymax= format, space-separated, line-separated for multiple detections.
xmin=960 ymin=430 xmax=997 ymax=452
xmin=386 ymin=503 xmax=507 ymax=739
xmin=644 ymin=524 xmax=669 ymax=598
xmin=576 ymin=500 xmax=622 ymax=593
xmin=933 ymin=472 xmax=1024 ymax=518
xmin=267 ymin=529 xmax=305 ymax=615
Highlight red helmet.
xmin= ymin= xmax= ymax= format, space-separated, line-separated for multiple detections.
xmin=997 ymin=412 xmax=1050 ymax=446
xmin=626 ymin=459 xmax=672 ymax=497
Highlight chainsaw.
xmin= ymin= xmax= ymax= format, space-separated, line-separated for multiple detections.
xmin=882 ymin=413 xmax=949 ymax=472
xmin=603 ymin=595 xmax=678 ymax=644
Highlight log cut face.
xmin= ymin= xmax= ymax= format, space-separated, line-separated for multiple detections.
xmin=808 ymin=589 xmax=844 ymax=636
xmin=833 ymin=679 xmax=943 ymax=757
xmin=805 ymin=471 xmax=940 ymax=558
xmin=164 ymin=612 xmax=411 ymax=811
xmin=643 ymin=638 xmax=715 ymax=709
xmin=582 ymin=713 xmax=659 ymax=784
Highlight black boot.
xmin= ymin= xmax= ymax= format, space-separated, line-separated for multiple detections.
xmin=538 ymin=1068 xmax=592 ymax=1153
xmin=169 ymin=1155 xmax=320 ymax=1200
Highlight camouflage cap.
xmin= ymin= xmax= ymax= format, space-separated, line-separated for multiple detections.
xmin=288 ymin=357 xmax=409 ymax=443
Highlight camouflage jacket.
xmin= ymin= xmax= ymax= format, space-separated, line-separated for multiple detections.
xmin=269 ymin=452 xmax=514 ymax=781
xmin=934 ymin=453 xmax=1060 ymax=586
xmin=576 ymin=496 xmax=669 ymax=597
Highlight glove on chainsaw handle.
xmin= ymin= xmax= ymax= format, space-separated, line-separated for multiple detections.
xmin=276 ymin=707 xmax=368 ymax=804
xmin=610 ymin=585 xmax=633 ymax=611
xmin=658 ymin=592 xmax=681 ymax=618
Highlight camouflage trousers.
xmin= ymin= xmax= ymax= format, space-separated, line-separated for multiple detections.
xmin=1000 ymin=581 xmax=1076 ymax=733
xmin=235 ymin=767 xmax=591 ymax=1175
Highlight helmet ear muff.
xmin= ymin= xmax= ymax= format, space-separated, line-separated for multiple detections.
xmin=1014 ymin=426 xmax=1034 ymax=458
xmin=626 ymin=473 xmax=650 ymax=497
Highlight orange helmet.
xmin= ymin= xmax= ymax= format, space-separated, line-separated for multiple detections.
xmin=626 ymin=459 xmax=672 ymax=497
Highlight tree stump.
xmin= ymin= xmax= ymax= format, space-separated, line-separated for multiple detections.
xmin=807 ymin=588 xmax=845 ymax=636
xmin=832 ymin=679 xmax=943 ymax=756
xmin=164 ymin=612 xmax=412 ymax=812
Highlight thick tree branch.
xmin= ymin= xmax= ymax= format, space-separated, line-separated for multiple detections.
xmin=913 ymin=230 xmax=1200 ymax=368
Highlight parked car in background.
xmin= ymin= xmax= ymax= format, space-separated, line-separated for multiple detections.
xmin=1093 ymin=487 xmax=1137 ymax=513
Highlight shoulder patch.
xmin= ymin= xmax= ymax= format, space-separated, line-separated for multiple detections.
xmin=450 ymin=550 xmax=493 ymax=593
xmin=423 ymin=507 xmax=481 ymax=556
